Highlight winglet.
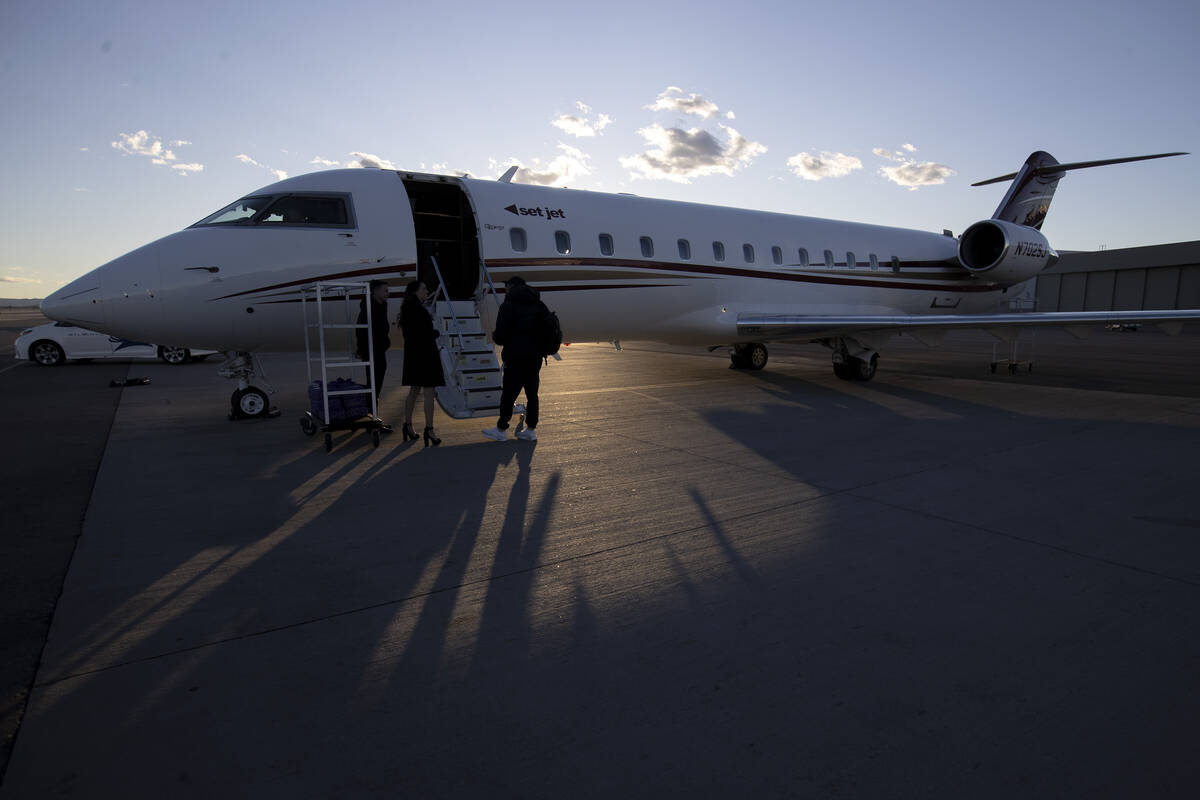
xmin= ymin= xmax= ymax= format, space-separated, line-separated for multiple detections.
xmin=498 ymin=166 xmax=519 ymax=183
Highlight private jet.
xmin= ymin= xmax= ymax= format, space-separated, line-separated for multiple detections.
xmin=40 ymin=150 xmax=1198 ymax=419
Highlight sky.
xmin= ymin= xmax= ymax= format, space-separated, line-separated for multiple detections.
xmin=1 ymin=0 xmax=1197 ymax=298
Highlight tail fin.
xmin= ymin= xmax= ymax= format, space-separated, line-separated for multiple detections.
xmin=973 ymin=150 xmax=1187 ymax=231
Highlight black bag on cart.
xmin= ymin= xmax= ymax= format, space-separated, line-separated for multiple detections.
xmin=308 ymin=379 xmax=370 ymax=423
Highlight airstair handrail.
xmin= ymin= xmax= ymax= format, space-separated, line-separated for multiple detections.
xmin=479 ymin=258 xmax=503 ymax=314
xmin=427 ymin=257 xmax=466 ymax=352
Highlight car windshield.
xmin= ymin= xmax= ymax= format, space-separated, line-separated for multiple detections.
xmin=190 ymin=196 xmax=274 ymax=226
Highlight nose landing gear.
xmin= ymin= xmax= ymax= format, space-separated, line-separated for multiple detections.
xmin=219 ymin=351 xmax=280 ymax=420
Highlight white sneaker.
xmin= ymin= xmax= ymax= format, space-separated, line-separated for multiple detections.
xmin=481 ymin=426 xmax=507 ymax=442
xmin=516 ymin=428 xmax=537 ymax=441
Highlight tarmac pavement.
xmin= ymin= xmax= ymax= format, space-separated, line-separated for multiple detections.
xmin=2 ymin=319 xmax=1200 ymax=798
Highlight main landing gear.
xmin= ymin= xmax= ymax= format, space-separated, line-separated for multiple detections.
xmin=828 ymin=337 xmax=879 ymax=381
xmin=729 ymin=342 xmax=768 ymax=370
xmin=219 ymin=351 xmax=280 ymax=420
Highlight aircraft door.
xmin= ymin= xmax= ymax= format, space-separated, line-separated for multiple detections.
xmin=402 ymin=180 xmax=480 ymax=300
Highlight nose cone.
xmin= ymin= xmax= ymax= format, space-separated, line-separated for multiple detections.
xmin=41 ymin=271 xmax=108 ymax=326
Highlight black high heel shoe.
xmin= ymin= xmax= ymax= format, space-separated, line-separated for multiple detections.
xmin=402 ymin=423 xmax=418 ymax=442
xmin=423 ymin=426 xmax=441 ymax=447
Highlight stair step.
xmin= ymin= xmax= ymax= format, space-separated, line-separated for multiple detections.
xmin=453 ymin=352 xmax=499 ymax=370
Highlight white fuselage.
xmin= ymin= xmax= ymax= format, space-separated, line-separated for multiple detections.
xmin=42 ymin=168 xmax=1013 ymax=352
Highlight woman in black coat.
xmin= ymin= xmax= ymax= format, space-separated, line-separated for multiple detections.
xmin=399 ymin=280 xmax=446 ymax=446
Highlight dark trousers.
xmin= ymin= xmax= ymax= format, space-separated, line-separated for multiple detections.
xmin=369 ymin=349 xmax=387 ymax=399
xmin=497 ymin=356 xmax=541 ymax=430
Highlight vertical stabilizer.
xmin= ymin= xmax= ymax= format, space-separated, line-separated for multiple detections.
xmin=989 ymin=151 xmax=1062 ymax=230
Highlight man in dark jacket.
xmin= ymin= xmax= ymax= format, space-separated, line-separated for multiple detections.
xmin=482 ymin=276 xmax=549 ymax=442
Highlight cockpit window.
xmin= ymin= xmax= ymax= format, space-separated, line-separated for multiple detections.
xmin=191 ymin=196 xmax=273 ymax=226
xmin=190 ymin=194 xmax=354 ymax=228
xmin=258 ymin=195 xmax=350 ymax=226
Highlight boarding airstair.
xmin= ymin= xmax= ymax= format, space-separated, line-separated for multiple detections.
xmin=427 ymin=257 xmax=505 ymax=420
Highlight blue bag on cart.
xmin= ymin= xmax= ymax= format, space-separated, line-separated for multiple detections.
xmin=308 ymin=379 xmax=370 ymax=422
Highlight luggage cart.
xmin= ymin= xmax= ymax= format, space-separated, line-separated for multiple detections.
xmin=299 ymin=281 xmax=385 ymax=452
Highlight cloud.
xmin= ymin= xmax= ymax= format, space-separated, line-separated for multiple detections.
xmin=645 ymin=86 xmax=721 ymax=119
xmin=492 ymin=143 xmax=593 ymax=187
xmin=551 ymin=101 xmax=612 ymax=138
xmin=1 ymin=275 xmax=39 ymax=284
xmin=235 ymin=153 xmax=285 ymax=181
xmin=310 ymin=156 xmax=341 ymax=167
xmin=112 ymin=130 xmax=203 ymax=175
xmin=785 ymin=151 xmax=863 ymax=181
xmin=620 ymin=123 xmax=766 ymax=183
xmin=348 ymin=151 xmax=398 ymax=170
xmin=873 ymin=144 xmax=955 ymax=189
xmin=878 ymin=161 xmax=956 ymax=190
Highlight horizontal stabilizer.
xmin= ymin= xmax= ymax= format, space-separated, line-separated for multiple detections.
xmin=974 ymin=151 xmax=1188 ymax=231
xmin=972 ymin=151 xmax=1188 ymax=186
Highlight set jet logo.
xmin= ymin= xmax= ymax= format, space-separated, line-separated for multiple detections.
xmin=504 ymin=204 xmax=566 ymax=220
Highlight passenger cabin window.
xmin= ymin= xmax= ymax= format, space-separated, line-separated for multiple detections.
xmin=555 ymin=231 xmax=571 ymax=255
xmin=798 ymin=248 xmax=810 ymax=267
xmin=846 ymin=252 xmax=856 ymax=269
xmin=713 ymin=241 xmax=726 ymax=262
xmin=599 ymin=233 xmax=614 ymax=256
xmin=640 ymin=236 xmax=654 ymax=258
xmin=772 ymin=246 xmax=783 ymax=266
xmin=743 ymin=244 xmax=755 ymax=264
xmin=891 ymin=256 xmax=901 ymax=273
xmin=677 ymin=239 xmax=691 ymax=260
xmin=869 ymin=253 xmax=879 ymax=270
xmin=510 ymin=228 xmax=527 ymax=252
xmin=257 ymin=195 xmax=351 ymax=227
xmin=824 ymin=249 xmax=834 ymax=268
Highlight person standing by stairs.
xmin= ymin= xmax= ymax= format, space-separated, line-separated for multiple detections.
xmin=399 ymin=280 xmax=446 ymax=446
xmin=482 ymin=276 xmax=548 ymax=442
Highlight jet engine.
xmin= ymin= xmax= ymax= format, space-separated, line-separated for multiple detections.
xmin=957 ymin=219 xmax=1058 ymax=285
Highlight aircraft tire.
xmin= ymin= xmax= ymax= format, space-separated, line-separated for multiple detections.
xmin=231 ymin=386 xmax=269 ymax=419
xmin=731 ymin=343 xmax=768 ymax=370
xmin=832 ymin=362 xmax=853 ymax=380
xmin=31 ymin=340 xmax=65 ymax=366
xmin=853 ymin=355 xmax=878 ymax=381
xmin=745 ymin=343 xmax=768 ymax=370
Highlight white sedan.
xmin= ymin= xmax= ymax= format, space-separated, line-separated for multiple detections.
xmin=14 ymin=321 xmax=217 ymax=366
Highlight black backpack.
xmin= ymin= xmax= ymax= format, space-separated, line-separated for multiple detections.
xmin=536 ymin=307 xmax=563 ymax=357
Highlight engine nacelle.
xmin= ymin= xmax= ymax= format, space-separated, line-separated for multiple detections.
xmin=957 ymin=219 xmax=1059 ymax=285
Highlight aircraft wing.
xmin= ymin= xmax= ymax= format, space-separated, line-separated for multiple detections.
xmin=736 ymin=309 xmax=1200 ymax=342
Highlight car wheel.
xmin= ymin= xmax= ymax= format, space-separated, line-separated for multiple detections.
xmin=159 ymin=346 xmax=191 ymax=365
xmin=31 ymin=340 xmax=65 ymax=366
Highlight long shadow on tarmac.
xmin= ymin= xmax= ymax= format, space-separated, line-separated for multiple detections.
xmin=6 ymin=357 xmax=1200 ymax=798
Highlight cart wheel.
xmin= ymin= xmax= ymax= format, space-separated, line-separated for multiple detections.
xmin=324 ymin=433 xmax=333 ymax=453
xmin=372 ymin=429 xmax=381 ymax=448
xmin=300 ymin=417 xmax=317 ymax=436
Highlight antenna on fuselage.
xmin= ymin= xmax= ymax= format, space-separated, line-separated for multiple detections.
xmin=498 ymin=165 xmax=519 ymax=183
